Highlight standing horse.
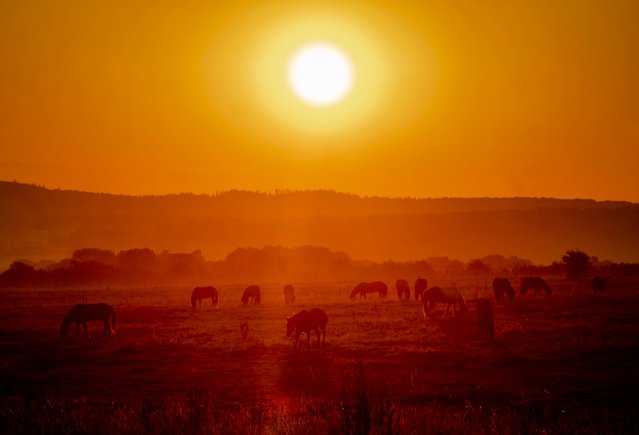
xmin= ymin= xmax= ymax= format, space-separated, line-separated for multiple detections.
xmin=395 ymin=279 xmax=411 ymax=300
xmin=350 ymin=281 xmax=388 ymax=299
xmin=414 ymin=277 xmax=428 ymax=301
xmin=520 ymin=277 xmax=552 ymax=296
xmin=422 ymin=287 xmax=467 ymax=319
xmin=286 ymin=308 xmax=328 ymax=349
xmin=241 ymin=285 xmax=261 ymax=304
xmin=592 ymin=276 xmax=605 ymax=293
xmin=191 ymin=286 xmax=218 ymax=309
xmin=60 ymin=303 xmax=116 ymax=338
xmin=476 ymin=298 xmax=495 ymax=338
xmin=283 ymin=284 xmax=296 ymax=304
xmin=492 ymin=277 xmax=515 ymax=303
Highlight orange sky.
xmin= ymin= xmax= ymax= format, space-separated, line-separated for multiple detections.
xmin=1 ymin=1 xmax=638 ymax=201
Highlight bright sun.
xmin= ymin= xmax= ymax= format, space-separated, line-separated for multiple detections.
xmin=287 ymin=43 xmax=354 ymax=107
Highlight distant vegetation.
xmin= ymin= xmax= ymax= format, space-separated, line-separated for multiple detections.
xmin=2 ymin=180 xmax=639 ymax=269
xmin=1 ymin=245 xmax=637 ymax=288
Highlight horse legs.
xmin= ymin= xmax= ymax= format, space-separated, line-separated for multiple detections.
xmin=83 ymin=322 xmax=89 ymax=337
xmin=75 ymin=322 xmax=80 ymax=336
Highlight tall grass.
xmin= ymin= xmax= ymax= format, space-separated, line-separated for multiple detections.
xmin=1 ymin=363 xmax=636 ymax=435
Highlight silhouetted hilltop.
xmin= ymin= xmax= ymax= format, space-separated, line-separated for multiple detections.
xmin=1 ymin=180 xmax=638 ymax=267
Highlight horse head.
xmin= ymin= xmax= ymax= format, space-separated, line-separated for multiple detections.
xmin=350 ymin=283 xmax=363 ymax=299
xmin=60 ymin=321 xmax=69 ymax=338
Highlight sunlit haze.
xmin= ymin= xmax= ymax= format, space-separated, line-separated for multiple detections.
xmin=0 ymin=2 xmax=637 ymax=199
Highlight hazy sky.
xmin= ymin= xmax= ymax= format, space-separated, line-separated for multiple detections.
xmin=1 ymin=1 xmax=638 ymax=200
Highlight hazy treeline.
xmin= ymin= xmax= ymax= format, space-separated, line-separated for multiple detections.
xmin=1 ymin=245 xmax=637 ymax=288
xmin=2 ymin=181 xmax=639 ymax=269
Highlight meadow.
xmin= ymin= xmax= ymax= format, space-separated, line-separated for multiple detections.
xmin=1 ymin=279 xmax=638 ymax=433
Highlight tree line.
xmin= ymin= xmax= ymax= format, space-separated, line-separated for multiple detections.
xmin=0 ymin=246 xmax=637 ymax=288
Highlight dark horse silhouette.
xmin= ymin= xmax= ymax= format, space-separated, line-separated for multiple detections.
xmin=283 ymin=284 xmax=296 ymax=304
xmin=492 ymin=277 xmax=515 ymax=303
xmin=286 ymin=308 xmax=328 ymax=348
xmin=395 ymin=279 xmax=411 ymax=300
xmin=241 ymin=285 xmax=261 ymax=304
xmin=191 ymin=286 xmax=218 ymax=309
xmin=60 ymin=303 xmax=116 ymax=338
xmin=477 ymin=298 xmax=495 ymax=338
xmin=592 ymin=276 xmax=605 ymax=293
xmin=350 ymin=281 xmax=388 ymax=299
xmin=422 ymin=287 xmax=467 ymax=318
xmin=520 ymin=277 xmax=552 ymax=296
xmin=414 ymin=277 xmax=428 ymax=301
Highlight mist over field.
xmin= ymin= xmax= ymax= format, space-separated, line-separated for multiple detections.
xmin=2 ymin=181 xmax=638 ymax=270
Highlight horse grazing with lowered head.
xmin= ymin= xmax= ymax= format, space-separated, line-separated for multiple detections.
xmin=60 ymin=303 xmax=116 ymax=338
xmin=191 ymin=286 xmax=218 ymax=309
xmin=283 ymin=284 xmax=296 ymax=304
xmin=492 ymin=277 xmax=515 ymax=303
xmin=592 ymin=276 xmax=605 ymax=293
xmin=476 ymin=298 xmax=495 ymax=338
xmin=520 ymin=276 xmax=552 ymax=296
xmin=241 ymin=285 xmax=261 ymax=304
xmin=286 ymin=308 xmax=328 ymax=349
xmin=350 ymin=281 xmax=388 ymax=299
xmin=422 ymin=287 xmax=467 ymax=319
xmin=414 ymin=277 xmax=428 ymax=301
xmin=395 ymin=279 xmax=411 ymax=300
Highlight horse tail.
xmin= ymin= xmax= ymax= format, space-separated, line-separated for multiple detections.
xmin=110 ymin=306 xmax=117 ymax=333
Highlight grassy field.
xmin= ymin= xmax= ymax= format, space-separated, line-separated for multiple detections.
xmin=1 ymin=280 xmax=638 ymax=433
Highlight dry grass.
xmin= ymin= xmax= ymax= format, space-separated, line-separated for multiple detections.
xmin=1 ymin=281 xmax=638 ymax=433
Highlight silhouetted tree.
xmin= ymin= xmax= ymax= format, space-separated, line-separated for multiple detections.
xmin=561 ymin=249 xmax=591 ymax=279
xmin=72 ymin=248 xmax=117 ymax=266
xmin=0 ymin=261 xmax=37 ymax=287
xmin=466 ymin=259 xmax=492 ymax=276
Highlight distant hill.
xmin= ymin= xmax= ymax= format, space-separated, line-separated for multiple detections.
xmin=1 ymin=180 xmax=638 ymax=268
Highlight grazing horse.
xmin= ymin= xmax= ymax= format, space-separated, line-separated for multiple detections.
xmin=520 ymin=277 xmax=552 ymax=296
xmin=395 ymin=279 xmax=411 ymax=300
xmin=283 ymin=284 xmax=296 ymax=304
xmin=414 ymin=277 xmax=428 ymax=301
xmin=592 ymin=276 xmax=605 ymax=293
xmin=286 ymin=308 xmax=328 ymax=349
xmin=350 ymin=281 xmax=388 ymax=299
xmin=476 ymin=298 xmax=495 ymax=338
xmin=191 ymin=286 xmax=218 ymax=309
xmin=60 ymin=303 xmax=116 ymax=338
xmin=422 ymin=287 xmax=467 ymax=319
xmin=492 ymin=277 xmax=515 ymax=303
xmin=241 ymin=285 xmax=261 ymax=304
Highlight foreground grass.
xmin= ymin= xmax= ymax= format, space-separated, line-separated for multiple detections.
xmin=1 ymin=389 xmax=636 ymax=434
xmin=1 ymin=363 xmax=637 ymax=435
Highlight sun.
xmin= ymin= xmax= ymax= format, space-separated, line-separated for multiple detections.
xmin=287 ymin=43 xmax=354 ymax=107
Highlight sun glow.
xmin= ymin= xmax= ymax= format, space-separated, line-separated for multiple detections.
xmin=287 ymin=43 xmax=354 ymax=107
xmin=251 ymin=11 xmax=388 ymax=139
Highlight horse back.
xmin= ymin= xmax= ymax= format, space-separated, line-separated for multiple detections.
xmin=293 ymin=308 xmax=327 ymax=331
xmin=67 ymin=303 xmax=114 ymax=322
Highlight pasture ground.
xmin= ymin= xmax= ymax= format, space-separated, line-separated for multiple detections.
xmin=1 ymin=281 xmax=639 ymax=433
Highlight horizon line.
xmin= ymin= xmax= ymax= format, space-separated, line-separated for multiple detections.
xmin=1 ymin=179 xmax=635 ymax=205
